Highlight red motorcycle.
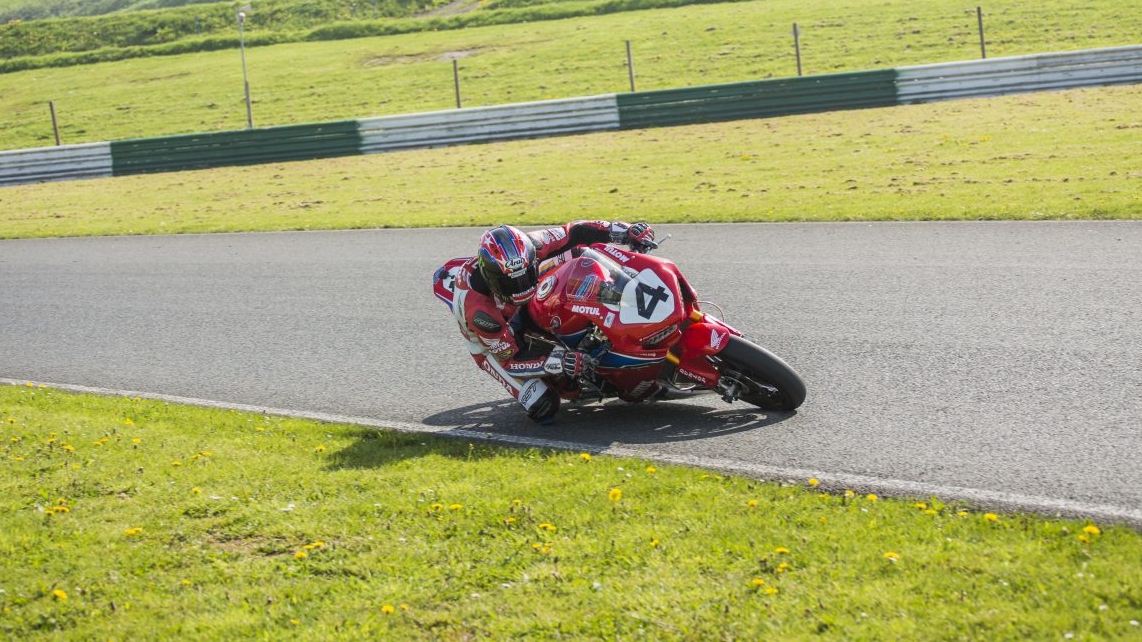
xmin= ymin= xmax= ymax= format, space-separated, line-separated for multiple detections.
xmin=437 ymin=241 xmax=806 ymax=411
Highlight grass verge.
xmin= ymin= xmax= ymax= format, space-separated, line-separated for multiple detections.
xmin=3 ymin=383 xmax=1141 ymax=638
xmin=3 ymin=84 xmax=1140 ymax=239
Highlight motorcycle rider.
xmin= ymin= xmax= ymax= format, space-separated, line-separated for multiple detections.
xmin=444 ymin=221 xmax=656 ymax=424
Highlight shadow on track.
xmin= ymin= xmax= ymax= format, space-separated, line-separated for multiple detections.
xmin=420 ymin=397 xmax=796 ymax=446
xmin=327 ymin=398 xmax=795 ymax=470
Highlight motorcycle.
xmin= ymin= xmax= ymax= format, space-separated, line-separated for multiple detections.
xmin=434 ymin=238 xmax=806 ymax=412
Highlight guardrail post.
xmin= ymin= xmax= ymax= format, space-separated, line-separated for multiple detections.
xmin=453 ymin=59 xmax=462 ymax=109
xmin=977 ymin=6 xmax=987 ymax=59
xmin=49 ymin=101 xmax=62 ymax=146
xmin=793 ymin=23 xmax=803 ymax=77
xmin=626 ymin=40 xmax=636 ymax=92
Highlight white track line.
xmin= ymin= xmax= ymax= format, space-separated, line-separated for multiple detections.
xmin=5 ymin=378 xmax=1141 ymax=528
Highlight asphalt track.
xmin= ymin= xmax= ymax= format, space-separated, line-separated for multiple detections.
xmin=2 ymin=221 xmax=1141 ymax=526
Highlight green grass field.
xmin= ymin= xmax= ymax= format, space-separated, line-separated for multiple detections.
xmin=3 ymin=82 xmax=1140 ymax=239
xmin=3 ymin=0 xmax=1142 ymax=150
xmin=3 ymin=383 xmax=1141 ymax=639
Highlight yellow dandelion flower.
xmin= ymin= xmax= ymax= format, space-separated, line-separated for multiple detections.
xmin=5 ymin=417 xmax=14 ymax=424
xmin=957 ymin=510 xmax=969 ymax=517
xmin=866 ymin=494 xmax=879 ymax=502
xmin=1083 ymin=524 xmax=1101 ymax=536
xmin=504 ymin=516 xmax=516 ymax=525
xmin=381 ymin=604 xmax=395 ymax=614
xmin=512 ymin=499 xmax=523 ymax=505
xmin=580 ymin=453 xmax=592 ymax=462
xmin=124 ymin=418 xmax=134 ymax=426
xmin=646 ymin=466 xmax=656 ymax=474
xmin=884 ymin=551 xmax=900 ymax=562
xmin=449 ymin=503 xmax=463 ymax=511
xmin=764 ymin=587 xmax=779 ymax=595
xmin=808 ymin=478 xmax=819 ymax=487
xmin=52 ymin=589 xmax=67 ymax=600
xmin=750 ymin=578 xmax=766 ymax=587
xmin=650 ymin=538 xmax=660 ymax=548
xmin=400 ymin=604 xmax=410 ymax=611
xmin=124 ymin=527 xmax=143 ymax=537
xmin=1078 ymin=534 xmax=1091 ymax=544
xmin=984 ymin=513 xmax=999 ymax=522
xmin=430 ymin=503 xmax=443 ymax=511
xmin=289 ymin=619 xmax=300 ymax=626
xmin=776 ymin=562 xmax=790 ymax=574
xmin=311 ymin=540 xmax=325 ymax=548
xmin=538 ymin=523 xmax=557 ymax=532
xmin=192 ymin=487 xmax=202 ymax=494
xmin=314 ymin=445 xmax=325 ymax=453
xmin=774 ymin=547 xmax=790 ymax=555
xmin=53 ymin=506 xmax=70 ymax=513
xmin=747 ymin=499 xmax=758 ymax=508
xmin=131 ymin=438 xmax=141 ymax=445
xmin=924 ymin=509 xmax=938 ymax=516
xmin=181 ymin=579 xmax=192 ymax=586
xmin=608 ymin=488 xmax=622 ymax=502
xmin=172 ymin=461 xmax=182 ymax=467
xmin=844 ymin=490 xmax=855 ymax=498
xmin=914 ymin=502 xmax=927 ymax=510
xmin=294 ymin=550 xmax=308 ymax=559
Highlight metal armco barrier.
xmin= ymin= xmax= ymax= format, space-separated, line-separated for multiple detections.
xmin=1 ymin=44 xmax=1140 ymax=187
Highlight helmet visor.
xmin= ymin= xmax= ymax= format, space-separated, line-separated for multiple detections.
xmin=490 ymin=268 xmax=538 ymax=305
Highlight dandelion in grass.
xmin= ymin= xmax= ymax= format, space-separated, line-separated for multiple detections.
xmin=125 ymin=527 xmax=143 ymax=537
xmin=380 ymin=605 xmax=396 ymax=615
xmin=808 ymin=478 xmax=819 ymax=487
xmin=580 ymin=453 xmax=592 ymax=462
xmin=650 ymin=539 xmax=660 ymax=548
xmin=866 ymin=494 xmax=879 ymax=502
xmin=430 ymin=503 xmax=443 ymax=511
xmin=747 ymin=499 xmax=758 ymax=508
xmin=609 ymin=488 xmax=622 ymax=503
xmin=1083 ymin=524 xmax=1101 ymax=536
xmin=172 ymin=460 xmax=182 ymax=466
xmin=984 ymin=513 xmax=999 ymax=522
xmin=924 ymin=509 xmax=938 ymax=516
xmin=764 ymin=587 xmax=779 ymax=595
xmin=449 ymin=503 xmax=463 ymax=511
xmin=124 ymin=418 xmax=134 ymax=426
xmin=645 ymin=466 xmax=656 ymax=474
xmin=192 ymin=487 xmax=202 ymax=494
xmin=400 ymin=604 xmax=409 ymax=611
xmin=52 ymin=589 xmax=67 ymax=601
xmin=883 ymin=551 xmax=900 ymax=563
xmin=132 ymin=438 xmax=141 ymax=445
xmin=844 ymin=490 xmax=855 ymax=499
xmin=776 ymin=562 xmax=790 ymax=574
xmin=5 ymin=417 xmax=14 ymax=424
xmin=504 ymin=517 xmax=516 ymax=525
xmin=914 ymin=502 xmax=927 ymax=510
xmin=294 ymin=550 xmax=308 ymax=559
xmin=538 ymin=523 xmax=557 ymax=532
xmin=957 ymin=510 xmax=969 ymax=518
xmin=774 ymin=547 xmax=790 ymax=555
xmin=750 ymin=578 xmax=766 ymax=588
xmin=314 ymin=445 xmax=326 ymax=453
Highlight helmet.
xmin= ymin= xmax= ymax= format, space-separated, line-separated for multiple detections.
xmin=477 ymin=225 xmax=538 ymax=305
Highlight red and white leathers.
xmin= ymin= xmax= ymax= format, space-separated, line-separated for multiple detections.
xmin=449 ymin=220 xmax=637 ymax=418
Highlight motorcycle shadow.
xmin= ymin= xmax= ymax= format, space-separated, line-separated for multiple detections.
xmin=420 ymin=397 xmax=796 ymax=445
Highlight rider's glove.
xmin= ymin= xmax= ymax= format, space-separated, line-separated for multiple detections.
xmin=562 ymin=350 xmax=590 ymax=380
xmin=625 ymin=222 xmax=656 ymax=252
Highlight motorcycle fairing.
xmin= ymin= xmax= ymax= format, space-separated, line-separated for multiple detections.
xmin=433 ymin=257 xmax=468 ymax=311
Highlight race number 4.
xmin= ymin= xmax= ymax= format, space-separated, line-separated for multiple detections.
xmin=620 ymin=270 xmax=675 ymax=325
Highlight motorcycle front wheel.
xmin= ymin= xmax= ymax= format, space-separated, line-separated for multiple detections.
xmin=712 ymin=336 xmax=806 ymax=411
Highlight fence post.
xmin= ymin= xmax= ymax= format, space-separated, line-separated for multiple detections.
xmin=793 ymin=23 xmax=803 ymax=77
xmin=977 ymin=6 xmax=987 ymax=59
xmin=49 ymin=101 xmax=61 ymax=146
xmin=453 ymin=59 xmax=462 ymax=109
xmin=626 ymin=40 xmax=636 ymax=92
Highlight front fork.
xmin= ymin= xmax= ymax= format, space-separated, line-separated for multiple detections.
xmin=659 ymin=309 xmax=745 ymax=402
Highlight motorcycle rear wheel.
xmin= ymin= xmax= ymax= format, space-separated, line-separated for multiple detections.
xmin=712 ymin=336 xmax=806 ymax=411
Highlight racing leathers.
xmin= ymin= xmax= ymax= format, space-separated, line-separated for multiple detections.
xmin=449 ymin=220 xmax=651 ymax=423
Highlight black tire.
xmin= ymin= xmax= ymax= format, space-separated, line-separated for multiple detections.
xmin=712 ymin=336 xmax=806 ymax=411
